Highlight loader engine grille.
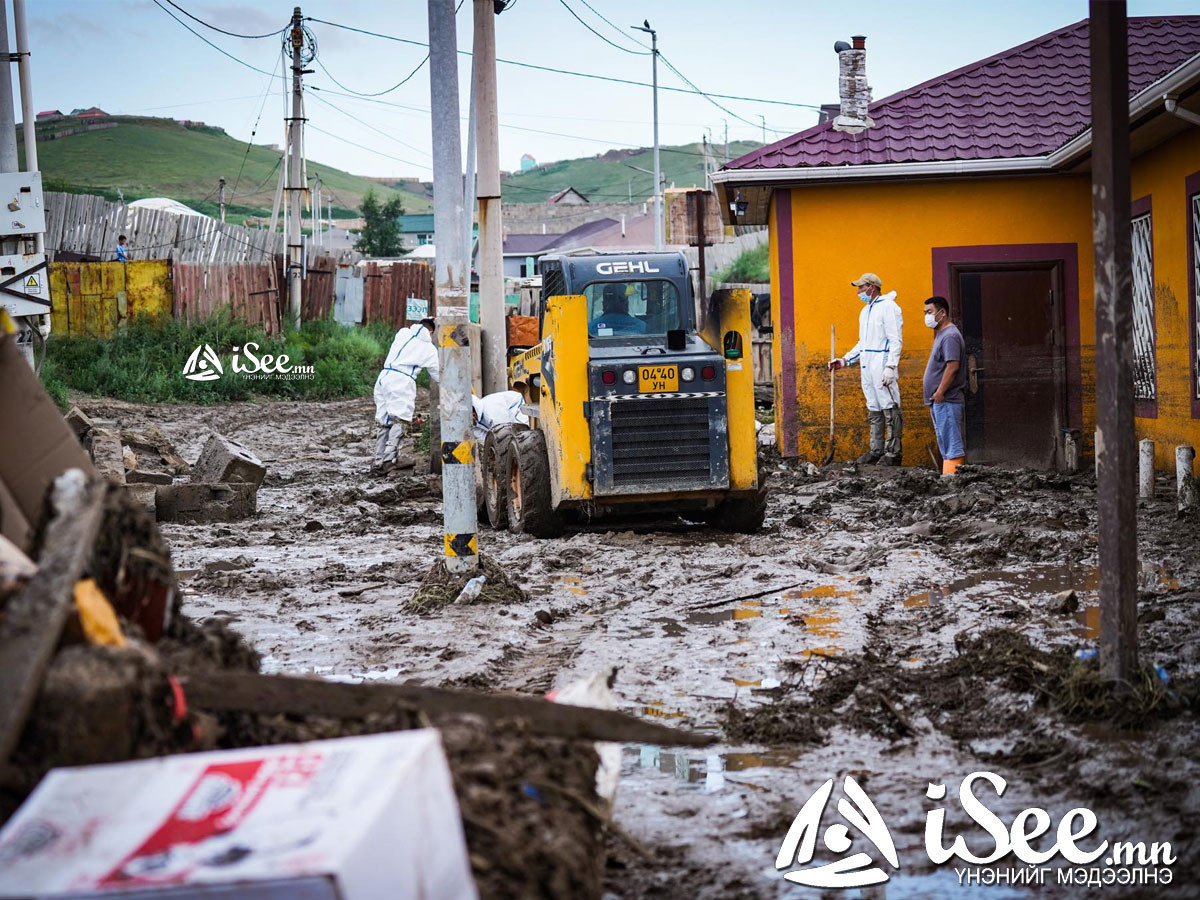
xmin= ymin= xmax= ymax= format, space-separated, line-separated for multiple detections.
xmin=609 ymin=396 xmax=714 ymax=488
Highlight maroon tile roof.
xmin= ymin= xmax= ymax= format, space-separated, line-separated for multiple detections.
xmin=727 ymin=16 xmax=1200 ymax=171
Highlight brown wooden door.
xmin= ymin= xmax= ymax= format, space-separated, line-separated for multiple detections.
xmin=957 ymin=269 xmax=1062 ymax=468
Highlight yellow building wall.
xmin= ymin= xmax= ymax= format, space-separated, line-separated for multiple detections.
xmin=1129 ymin=128 xmax=1200 ymax=469
xmin=49 ymin=261 xmax=173 ymax=339
xmin=771 ymin=175 xmax=1094 ymax=462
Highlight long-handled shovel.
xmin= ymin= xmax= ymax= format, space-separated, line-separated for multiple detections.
xmin=821 ymin=324 xmax=836 ymax=466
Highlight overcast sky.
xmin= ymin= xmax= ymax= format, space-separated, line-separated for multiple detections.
xmin=23 ymin=0 xmax=1198 ymax=179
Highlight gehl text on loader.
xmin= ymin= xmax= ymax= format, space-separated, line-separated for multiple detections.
xmin=481 ymin=250 xmax=766 ymax=538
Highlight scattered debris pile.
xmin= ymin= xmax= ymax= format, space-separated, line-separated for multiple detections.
xmin=726 ymin=627 xmax=1197 ymax=764
xmin=411 ymin=554 xmax=531 ymax=612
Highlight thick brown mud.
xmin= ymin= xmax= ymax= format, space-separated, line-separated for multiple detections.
xmin=66 ymin=395 xmax=1199 ymax=898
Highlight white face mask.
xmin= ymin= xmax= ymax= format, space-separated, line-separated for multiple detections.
xmin=924 ymin=312 xmax=938 ymax=329
xmin=858 ymin=291 xmax=872 ymax=303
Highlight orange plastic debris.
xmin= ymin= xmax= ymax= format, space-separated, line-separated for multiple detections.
xmin=73 ymin=578 xmax=127 ymax=648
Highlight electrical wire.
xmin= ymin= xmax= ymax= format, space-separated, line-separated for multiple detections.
xmin=162 ymin=0 xmax=288 ymax=39
xmin=231 ymin=49 xmax=285 ymax=201
xmin=307 ymin=122 xmax=430 ymax=170
xmin=315 ymin=54 xmax=429 ymax=98
xmin=151 ymin=0 xmax=284 ymax=78
xmin=658 ymin=52 xmax=788 ymax=134
xmin=304 ymin=16 xmax=821 ymax=110
xmin=577 ymin=0 xmax=650 ymax=50
xmin=307 ymin=90 xmax=432 ymax=159
xmin=556 ymin=0 xmax=648 ymax=55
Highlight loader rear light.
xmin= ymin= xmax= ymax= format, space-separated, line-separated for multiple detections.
xmin=601 ymin=369 xmax=616 ymax=385
xmin=701 ymin=365 xmax=717 ymax=381
xmin=622 ymin=369 xmax=637 ymax=385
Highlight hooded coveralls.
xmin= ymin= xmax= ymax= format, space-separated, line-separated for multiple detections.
xmin=843 ymin=290 xmax=904 ymax=460
xmin=471 ymin=390 xmax=528 ymax=442
xmin=373 ymin=324 xmax=440 ymax=466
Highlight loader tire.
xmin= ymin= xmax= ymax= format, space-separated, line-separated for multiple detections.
xmin=708 ymin=484 xmax=768 ymax=534
xmin=506 ymin=429 xmax=562 ymax=538
xmin=483 ymin=423 xmax=527 ymax=529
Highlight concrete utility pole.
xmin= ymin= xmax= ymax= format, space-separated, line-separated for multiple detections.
xmin=474 ymin=0 xmax=505 ymax=394
xmin=760 ymin=114 xmax=766 ymax=145
xmin=0 ymin=2 xmax=17 ymax=175
xmin=287 ymin=6 xmax=305 ymax=330
xmin=463 ymin=58 xmax=476 ymax=305
xmin=428 ymin=0 xmax=466 ymax=314
xmin=429 ymin=0 xmax=476 ymax=573
xmin=632 ymin=20 xmax=662 ymax=250
xmin=1089 ymin=0 xmax=1138 ymax=683
xmin=13 ymin=0 xmax=38 ymax=255
xmin=310 ymin=173 xmax=320 ymax=248
xmin=723 ymin=118 xmax=729 ymax=164
xmin=218 ymin=177 xmax=226 ymax=223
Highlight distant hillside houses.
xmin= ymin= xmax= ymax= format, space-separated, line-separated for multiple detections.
xmin=72 ymin=107 xmax=109 ymax=119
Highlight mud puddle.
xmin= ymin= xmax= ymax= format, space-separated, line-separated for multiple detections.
xmin=75 ymin=397 xmax=1199 ymax=899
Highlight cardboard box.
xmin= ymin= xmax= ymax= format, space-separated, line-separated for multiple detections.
xmin=0 ymin=332 xmax=94 ymax=551
xmin=0 ymin=730 xmax=478 ymax=900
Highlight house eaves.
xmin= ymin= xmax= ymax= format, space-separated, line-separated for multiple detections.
xmin=713 ymin=50 xmax=1200 ymax=224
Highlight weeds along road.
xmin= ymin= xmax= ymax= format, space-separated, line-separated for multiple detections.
xmin=85 ymin=393 xmax=1200 ymax=898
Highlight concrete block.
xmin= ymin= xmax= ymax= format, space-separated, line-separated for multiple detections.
xmin=126 ymin=469 xmax=172 ymax=485
xmin=155 ymin=482 xmax=257 ymax=524
xmin=64 ymin=406 xmax=94 ymax=440
xmin=122 ymin=483 xmax=157 ymax=514
xmin=191 ymin=434 xmax=266 ymax=489
xmin=89 ymin=428 xmax=126 ymax=485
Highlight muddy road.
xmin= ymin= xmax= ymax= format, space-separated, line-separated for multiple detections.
xmin=83 ymin=394 xmax=1200 ymax=898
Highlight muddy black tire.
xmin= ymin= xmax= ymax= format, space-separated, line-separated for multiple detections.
xmin=506 ymin=429 xmax=563 ymax=538
xmin=483 ymin=423 xmax=527 ymax=529
xmin=708 ymin=484 xmax=768 ymax=534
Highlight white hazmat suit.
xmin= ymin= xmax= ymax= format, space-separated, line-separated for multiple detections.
xmin=471 ymin=390 xmax=528 ymax=442
xmin=840 ymin=291 xmax=904 ymax=461
xmin=372 ymin=323 xmax=440 ymax=468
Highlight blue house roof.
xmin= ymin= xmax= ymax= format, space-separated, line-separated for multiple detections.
xmin=398 ymin=213 xmax=435 ymax=234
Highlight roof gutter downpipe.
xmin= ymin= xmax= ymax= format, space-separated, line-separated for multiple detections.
xmin=1164 ymin=96 xmax=1200 ymax=128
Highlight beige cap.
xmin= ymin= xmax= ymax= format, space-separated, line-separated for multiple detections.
xmin=850 ymin=272 xmax=882 ymax=288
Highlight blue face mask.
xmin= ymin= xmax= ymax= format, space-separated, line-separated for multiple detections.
xmin=858 ymin=291 xmax=872 ymax=303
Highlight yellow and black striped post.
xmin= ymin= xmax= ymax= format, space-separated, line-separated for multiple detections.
xmin=438 ymin=318 xmax=479 ymax=574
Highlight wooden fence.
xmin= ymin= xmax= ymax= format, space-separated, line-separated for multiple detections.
xmin=49 ymin=261 xmax=173 ymax=338
xmin=174 ymin=262 xmax=281 ymax=335
xmin=361 ymin=261 xmax=435 ymax=328
xmin=45 ymin=191 xmax=286 ymax=263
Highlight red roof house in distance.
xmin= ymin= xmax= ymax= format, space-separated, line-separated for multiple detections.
xmin=712 ymin=17 xmax=1200 ymax=470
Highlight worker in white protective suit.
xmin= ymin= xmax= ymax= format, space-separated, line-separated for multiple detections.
xmin=471 ymin=390 xmax=528 ymax=442
xmin=372 ymin=318 xmax=439 ymax=473
xmin=828 ymin=273 xmax=904 ymax=465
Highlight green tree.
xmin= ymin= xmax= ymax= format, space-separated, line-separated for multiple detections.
xmin=354 ymin=189 xmax=407 ymax=257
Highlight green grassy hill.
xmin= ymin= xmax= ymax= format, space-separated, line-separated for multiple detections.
xmin=501 ymin=140 xmax=761 ymax=205
xmin=20 ymin=116 xmax=430 ymax=224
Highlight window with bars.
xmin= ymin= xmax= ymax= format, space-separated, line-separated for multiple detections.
xmin=1130 ymin=210 xmax=1156 ymax=401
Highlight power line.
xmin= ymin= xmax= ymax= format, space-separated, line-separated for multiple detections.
xmin=231 ymin=49 xmax=285 ymax=201
xmin=658 ymin=53 xmax=788 ymax=135
xmin=307 ymin=122 xmax=430 ymax=170
xmin=306 ymin=89 xmax=432 ymax=160
xmin=576 ymin=0 xmax=650 ymax=50
xmin=162 ymin=0 xmax=288 ymax=39
xmin=304 ymin=16 xmax=821 ymax=110
xmin=556 ymin=0 xmax=648 ymax=55
xmin=315 ymin=54 xmax=428 ymax=98
xmin=151 ymin=0 xmax=283 ymax=78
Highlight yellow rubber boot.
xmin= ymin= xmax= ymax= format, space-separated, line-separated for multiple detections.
xmin=942 ymin=457 xmax=965 ymax=476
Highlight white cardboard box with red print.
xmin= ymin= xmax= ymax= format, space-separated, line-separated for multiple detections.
xmin=0 ymin=730 xmax=478 ymax=899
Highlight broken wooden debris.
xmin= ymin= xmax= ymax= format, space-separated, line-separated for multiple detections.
xmin=121 ymin=428 xmax=190 ymax=475
xmin=181 ymin=671 xmax=714 ymax=747
xmin=191 ymin=434 xmax=267 ymax=489
xmin=0 ymin=471 xmax=106 ymax=767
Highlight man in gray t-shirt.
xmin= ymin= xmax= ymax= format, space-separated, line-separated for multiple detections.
xmin=922 ymin=296 xmax=967 ymax=475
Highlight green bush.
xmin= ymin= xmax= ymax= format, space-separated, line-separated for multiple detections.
xmin=714 ymin=242 xmax=770 ymax=284
xmin=38 ymin=311 xmax=404 ymax=405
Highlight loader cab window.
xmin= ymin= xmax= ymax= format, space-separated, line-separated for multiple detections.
xmin=585 ymin=280 xmax=682 ymax=339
